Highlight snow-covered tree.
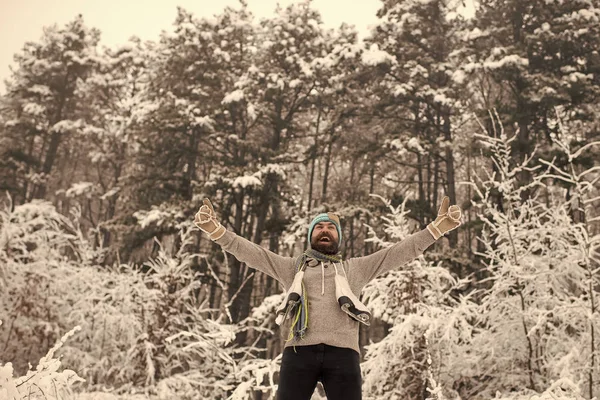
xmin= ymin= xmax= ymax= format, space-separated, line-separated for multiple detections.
xmin=464 ymin=112 xmax=600 ymax=399
xmin=459 ymin=0 xmax=600 ymax=168
xmin=0 ymin=15 xmax=100 ymax=203
xmin=66 ymin=37 xmax=153 ymax=257
xmin=358 ymin=195 xmax=474 ymax=400
xmin=364 ymin=0 xmax=470 ymax=246
xmin=0 ymin=324 xmax=84 ymax=400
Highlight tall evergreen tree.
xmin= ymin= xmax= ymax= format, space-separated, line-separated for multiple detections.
xmin=365 ymin=0 xmax=467 ymax=247
xmin=0 ymin=15 xmax=99 ymax=203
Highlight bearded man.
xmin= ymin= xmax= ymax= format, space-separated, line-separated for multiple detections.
xmin=194 ymin=197 xmax=461 ymax=400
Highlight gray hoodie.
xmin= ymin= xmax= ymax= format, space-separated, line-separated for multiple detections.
xmin=215 ymin=229 xmax=436 ymax=354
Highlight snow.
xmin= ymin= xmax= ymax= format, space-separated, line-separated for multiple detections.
xmin=409 ymin=63 xmax=428 ymax=78
xmin=213 ymin=47 xmax=231 ymax=62
xmin=192 ymin=115 xmax=215 ymax=129
xmin=250 ymin=293 xmax=284 ymax=321
xmin=361 ymin=44 xmax=396 ymax=66
xmin=560 ymin=65 xmax=577 ymax=73
xmin=222 ymin=89 xmax=245 ymax=104
xmin=1 ymin=327 xmax=84 ymax=400
xmin=65 ymin=182 xmax=95 ymax=198
xmin=288 ymin=79 xmax=301 ymax=89
xmin=567 ymin=72 xmax=593 ymax=82
xmin=451 ymin=69 xmax=467 ymax=84
xmin=406 ymin=137 xmax=426 ymax=154
xmin=23 ymin=102 xmax=46 ymax=116
xmin=307 ymin=19 xmax=319 ymax=28
xmin=134 ymin=208 xmax=170 ymax=228
xmin=232 ymin=175 xmax=262 ymax=189
xmin=51 ymin=119 xmax=82 ymax=133
xmin=100 ymin=187 xmax=120 ymax=200
xmin=298 ymin=59 xmax=313 ymax=77
xmin=311 ymin=55 xmax=335 ymax=70
xmin=432 ymin=92 xmax=454 ymax=106
xmin=483 ymin=54 xmax=529 ymax=69
xmin=573 ymin=8 xmax=600 ymax=22
xmin=3 ymin=5 xmax=600 ymax=399
xmin=246 ymin=103 xmax=257 ymax=121
xmin=261 ymin=40 xmax=274 ymax=49
xmin=28 ymin=84 xmax=52 ymax=96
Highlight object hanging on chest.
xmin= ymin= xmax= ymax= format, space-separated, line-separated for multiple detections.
xmin=275 ymin=258 xmax=371 ymax=329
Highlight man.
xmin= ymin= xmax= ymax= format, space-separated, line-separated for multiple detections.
xmin=194 ymin=197 xmax=461 ymax=400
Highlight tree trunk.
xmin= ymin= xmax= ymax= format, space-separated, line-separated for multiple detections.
xmin=443 ymin=111 xmax=457 ymax=247
xmin=417 ymin=152 xmax=425 ymax=225
xmin=321 ymin=136 xmax=333 ymax=203
xmin=182 ymin=127 xmax=199 ymax=200
xmin=308 ymin=106 xmax=323 ymax=212
xmin=33 ymin=130 xmax=62 ymax=199
xmin=33 ymin=72 xmax=71 ymax=200
xmin=227 ymin=190 xmax=245 ymax=322
xmin=432 ymin=156 xmax=439 ymax=221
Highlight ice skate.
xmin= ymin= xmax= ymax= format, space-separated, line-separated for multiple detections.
xmin=334 ymin=273 xmax=371 ymax=326
xmin=275 ymin=269 xmax=305 ymax=325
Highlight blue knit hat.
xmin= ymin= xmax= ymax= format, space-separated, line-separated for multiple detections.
xmin=307 ymin=212 xmax=342 ymax=245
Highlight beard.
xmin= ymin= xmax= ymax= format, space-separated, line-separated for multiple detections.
xmin=310 ymin=233 xmax=339 ymax=255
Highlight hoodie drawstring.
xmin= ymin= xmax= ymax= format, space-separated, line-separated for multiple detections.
xmin=321 ymin=262 xmax=325 ymax=295
xmin=339 ymin=262 xmax=347 ymax=279
xmin=333 ymin=262 xmax=346 ymax=278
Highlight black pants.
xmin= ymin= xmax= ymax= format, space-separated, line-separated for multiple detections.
xmin=276 ymin=343 xmax=362 ymax=400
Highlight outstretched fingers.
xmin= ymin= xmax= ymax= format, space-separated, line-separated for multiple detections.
xmin=203 ymin=198 xmax=216 ymax=216
xmin=438 ymin=196 xmax=450 ymax=215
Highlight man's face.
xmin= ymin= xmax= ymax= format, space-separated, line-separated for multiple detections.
xmin=310 ymin=222 xmax=339 ymax=254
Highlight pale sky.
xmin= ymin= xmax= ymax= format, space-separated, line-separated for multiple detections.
xmin=0 ymin=0 xmax=382 ymax=93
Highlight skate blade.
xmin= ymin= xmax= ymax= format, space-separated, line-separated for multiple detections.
xmin=341 ymin=304 xmax=371 ymax=326
xmin=276 ymin=299 xmax=301 ymax=324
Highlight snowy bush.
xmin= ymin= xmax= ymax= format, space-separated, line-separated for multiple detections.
xmin=0 ymin=197 xmax=96 ymax=374
xmin=227 ymin=355 xmax=281 ymax=400
xmin=359 ymin=112 xmax=600 ymax=400
xmin=0 ymin=197 xmax=245 ymax=396
xmin=360 ymin=195 xmax=475 ymax=400
xmin=146 ymin=245 xmax=238 ymax=398
xmin=223 ymin=293 xmax=285 ymax=399
xmin=464 ymin=113 xmax=600 ymax=399
xmin=0 ymin=324 xmax=84 ymax=400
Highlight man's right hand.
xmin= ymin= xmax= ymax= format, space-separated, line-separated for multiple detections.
xmin=194 ymin=198 xmax=226 ymax=240
xmin=426 ymin=196 xmax=462 ymax=240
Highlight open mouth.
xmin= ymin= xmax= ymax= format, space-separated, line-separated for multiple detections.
xmin=319 ymin=237 xmax=331 ymax=243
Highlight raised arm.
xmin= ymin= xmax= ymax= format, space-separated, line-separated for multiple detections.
xmin=348 ymin=196 xmax=461 ymax=287
xmin=194 ymin=199 xmax=295 ymax=286
xmin=348 ymin=229 xmax=435 ymax=288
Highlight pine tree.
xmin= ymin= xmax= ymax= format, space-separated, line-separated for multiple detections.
xmin=365 ymin=0 xmax=468 ymax=245
xmin=71 ymin=38 xmax=153 ymax=257
xmin=0 ymin=15 xmax=99 ymax=203
xmin=460 ymin=0 xmax=600 ymax=177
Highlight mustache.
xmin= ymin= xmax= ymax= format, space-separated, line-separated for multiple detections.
xmin=315 ymin=232 xmax=334 ymax=241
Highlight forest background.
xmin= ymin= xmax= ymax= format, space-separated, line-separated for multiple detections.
xmin=1 ymin=0 xmax=599 ymax=399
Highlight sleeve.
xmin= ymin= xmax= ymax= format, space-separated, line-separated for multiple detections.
xmin=348 ymin=229 xmax=436 ymax=288
xmin=213 ymin=230 xmax=296 ymax=287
